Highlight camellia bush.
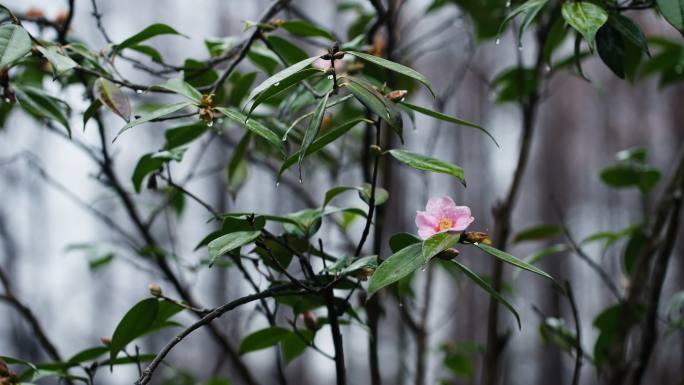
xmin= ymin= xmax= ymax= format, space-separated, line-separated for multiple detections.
xmin=0 ymin=1 xmax=683 ymax=385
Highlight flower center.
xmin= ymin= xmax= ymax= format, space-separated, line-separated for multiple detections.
xmin=437 ymin=217 xmax=453 ymax=231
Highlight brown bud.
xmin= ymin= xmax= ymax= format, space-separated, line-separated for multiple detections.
xmin=462 ymin=231 xmax=491 ymax=245
xmin=200 ymin=93 xmax=214 ymax=107
xmin=268 ymin=18 xmax=285 ymax=28
xmin=436 ymin=248 xmax=460 ymax=260
xmin=148 ymin=284 xmax=162 ymax=297
xmin=25 ymin=7 xmax=45 ymax=19
xmin=386 ymin=90 xmax=407 ymax=102
xmin=333 ymin=51 xmax=345 ymax=60
xmin=54 ymin=11 xmax=68 ymax=26
xmin=100 ymin=337 xmax=112 ymax=346
xmin=369 ymin=33 xmax=386 ymax=58
xmin=199 ymin=106 xmax=214 ymax=124
xmin=320 ymin=53 xmax=332 ymax=61
xmin=302 ymin=310 xmax=318 ymax=331
xmin=370 ymin=144 xmax=382 ymax=154
xmin=321 ymin=114 xmax=332 ymax=132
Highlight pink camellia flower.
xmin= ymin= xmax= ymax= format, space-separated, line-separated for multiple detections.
xmin=415 ymin=196 xmax=474 ymax=240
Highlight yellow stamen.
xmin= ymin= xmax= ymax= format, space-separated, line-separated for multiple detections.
xmin=437 ymin=217 xmax=453 ymax=231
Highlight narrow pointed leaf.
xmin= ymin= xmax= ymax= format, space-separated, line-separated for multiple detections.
xmin=388 ymin=149 xmax=465 ymax=186
xmin=36 ymin=46 xmax=78 ymax=76
xmin=239 ymin=327 xmax=291 ymax=354
xmin=399 ymin=101 xmax=498 ymax=147
xmin=280 ymin=20 xmax=335 ymax=41
xmin=266 ymin=35 xmax=309 ymax=64
xmin=215 ymin=107 xmax=284 ymax=154
xmin=208 ymin=231 xmax=261 ymax=264
xmin=110 ymin=298 xmax=159 ymax=361
xmin=93 ymin=77 xmax=131 ymax=122
xmin=347 ymin=51 xmax=435 ymax=97
xmin=245 ymin=68 xmax=322 ymax=116
xmin=117 ymin=101 xmax=193 ymax=137
xmin=344 ymin=77 xmax=403 ymax=141
xmin=83 ymin=99 xmax=102 ymax=130
xmin=367 ymin=243 xmax=423 ymax=297
xmin=298 ymin=91 xmax=330 ymax=173
xmin=0 ymin=24 xmax=31 ymax=67
xmin=658 ymin=0 xmax=684 ymax=35
xmin=246 ymin=56 xmax=319 ymax=104
xmin=448 ymin=260 xmax=521 ymax=329
xmin=475 ymin=242 xmax=553 ymax=280
xmin=15 ymin=86 xmax=71 ymax=136
xmin=561 ymin=2 xmax=608 ymax=49
xmin=279 ymin=118 xmax=365 ymax=177
xmin=151 ymin=78 xmax=203 ymax=103
xmin=422 ymin=232 xmax=460 ymax=262
xmin=113 ymin=23 xmax=185 ymax=56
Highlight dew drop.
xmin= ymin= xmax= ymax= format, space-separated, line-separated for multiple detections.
xmin=298 ymin=177 xmax=303 ymax=184
xmin=398 ymin=303 xmax=403 ymax=307
xmin=517 ymin=43 xmax=523 ymax=51
xmin=421 ymin=267 xmax=427 ymax=272
xmin=207 ymin=121 xmax=214 ymax=127
xmin=474 ymin=242 xmax=479 ymax=246
xmin=327 ymin=75 xmax=334 ymax=80
xmin=505 ymin=0 xmax=511 ymax=7
xmin=545 ymin=65 xmax=551 ymax=72
xmin=495 ymin=38 xmax=501 ymax=45
xmin=274 ymin=82 xmax=280 ymax=87
xmin=136 ymin=89 xmax=143 ymax=94
xmin=275 ymin=181 xmax=280 ymax=188
xmin=3 ymin=98 xmax=10 ymax=103
xmin=245 ymin=119 xmax=250 ymax=124
xmin=386 ymin=113 xmax=391 ymax=118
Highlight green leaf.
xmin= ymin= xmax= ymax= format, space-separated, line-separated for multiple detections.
xmin=343 ymin=77 xmax=403 ymax=141
xmin=346 ymin=51 xmax=435 ymax=97
xmin=246 ymin=56 xmax=319 ymax=104
xmin=278 ymin=118 xmax=365 ymax=177
xmin=498 ymin=0 xmax=548 ymax=42
xmin=447 ymin=260 xmax=521 ymax=329
xmin=474 ymin=243 xmax=553 ymax=280
xmin=600 ymin=164 xmax=661 ymax=193
xmin=398 ymin=101 xmax=498 ymax=147
xmin=658 ymin=0 xmax=684 ymax=35
xmin=215 ymin=107 xmax=284 ymax=154
xmin=129 ymin=44 xmax=163 ymax=62
xmin=367 ymin=243 xmax=423 ymax=297
xmin=110 ymin=298 xmax=159 ymax=361
xmin=388 ymin=149 xmax=465 ymax=186
xmin=131 ymin=153 xmax=164 ymax=193
xmin=281 ymin=330 xmax=313 ymax=364
xmin=265 ymin=35 xmax=309 ymax=64
xmin=298 ymin=91 xmax=330 ymax=174
xmin=422 ymin=232 xmax=460 ymax=262
xmin=609 ymin=14 xmax=650 ymax=56
xmin=512 ymin=224 xmax=562 ymax=243
xmin=114 ymin=23 xmax=185 ymax=56
xmin=593 ymin=304 xmax=627 ymax=368
xmin=227 ymin=132 xmax=250 ymax=196
xmin=67 ymin=347 xmax=109 ymax=365
xmin=247 ymin=45 xmax=279 ymax=75
xmin=183 ymin=59 xmax=218 ymax=88
xmin=118 ymin=101 xmax=194 ymax=137
xmin=164 ymin=123 xmax=208 ymax=149
xmin=245 ymin=68 xmax=322 ymax=116
xmin=597 ymin=23 xmax=627 ymax=79
xmin=389 ymin=232 xmax=421 ymax=253
xmin=152 ymin=78 xmax=203 ymax=103
xmin=93 ymin=77 xmax=131 ymax=122
xmin=523 ymin=243 xmax=569 ymax=266
xmin=0 ymin=24 xmax=31 ymax=68
xmin=208 ymin=231 xmax=261 ymax=265
xmin=35 ymin=46 xmax=78 ymax=76
xmin=14 ymin=86 xmax=71 ymax=136
xmin=561 ymin=2 xmax=608 ymax=49
xmin=239 ymin=327 xmax=291 ymax=354
xmin=280 ymin=20 xmax=335 ymax=41
xmin=228 ymin=72 xmax=257 ymax=106
xmin=83 ymin=99 xmax=102 ymax=130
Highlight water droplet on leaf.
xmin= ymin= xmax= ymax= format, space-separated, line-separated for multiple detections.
xmin=495 ymin=38 xmax=501 ymax=45
xmin=136 ymin=89 xmax=143 ymax=94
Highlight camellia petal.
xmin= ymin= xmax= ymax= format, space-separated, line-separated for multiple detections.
xmin=415 ymin=196 xmax=474 ymax=240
